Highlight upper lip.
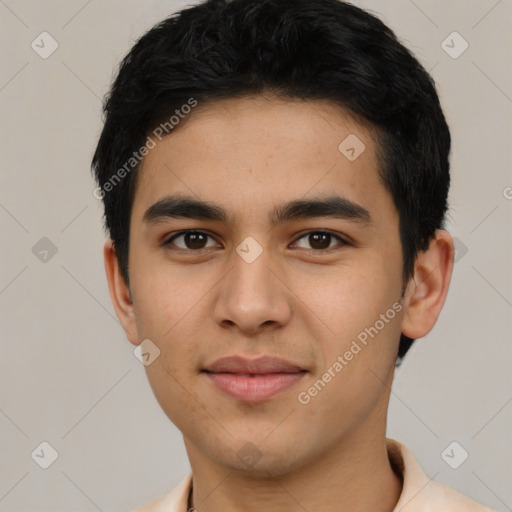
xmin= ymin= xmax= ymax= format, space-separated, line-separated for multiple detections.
xmin=203 ymin=356 xmax=306 ymax=374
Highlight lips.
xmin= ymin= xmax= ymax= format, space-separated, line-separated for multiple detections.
xmin=204 ymin=355 xmax=305 ymax=374
xmin=203 ymin=355 xmax=307 ymax=402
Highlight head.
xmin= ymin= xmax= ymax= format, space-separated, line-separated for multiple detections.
xmin=93 ymin=0 xmax=454 ymax=476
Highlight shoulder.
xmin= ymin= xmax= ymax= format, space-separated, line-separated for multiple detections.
xmin=421 ymin=479 xmax=495 ymax=511
xmin=131 ymin=473 xmax=192 ymax=512
xmin=387 ymin=438 xmax=494 ymax=512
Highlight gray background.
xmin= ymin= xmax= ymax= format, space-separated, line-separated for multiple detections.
xmin=0 ymin=0 xmax=511 ymax=510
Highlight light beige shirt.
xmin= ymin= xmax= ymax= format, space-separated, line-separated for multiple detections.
xmin=133 ymin=438 xmax=494 ymax=512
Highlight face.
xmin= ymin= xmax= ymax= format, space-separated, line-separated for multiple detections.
xmin=110 ymin=96 xmax=425 ymax=476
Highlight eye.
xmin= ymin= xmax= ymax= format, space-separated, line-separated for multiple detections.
xmin=163 ymin=229 xmax=348 ymax=252
xmin=164 ymin=230 xmax=219 ymax=251
xmin=292 ymin=231 xmax=347 ymax=251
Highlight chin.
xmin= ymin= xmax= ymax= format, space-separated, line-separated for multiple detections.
xmin=212 ymin=440 xmax=312 ymax=478
xmin=226 ymin=455 xmax=299 ymax=479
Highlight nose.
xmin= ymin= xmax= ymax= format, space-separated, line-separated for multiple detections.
xmin=212 ymin=241 xmax=293 ymax=335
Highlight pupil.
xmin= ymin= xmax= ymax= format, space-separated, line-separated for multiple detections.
xmin=310 ymin=232 xmax=330 ymax=249
xmin=186 ymin=232 xmax=206 ymax=249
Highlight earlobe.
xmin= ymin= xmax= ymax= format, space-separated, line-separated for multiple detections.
xmin=400 ymin=230 xmax=455 ymax=340
xmin=103 ymin=239 xmax=140 ymax=345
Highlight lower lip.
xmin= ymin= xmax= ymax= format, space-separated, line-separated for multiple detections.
xmin=204 ymin=372 xmax=306 ymax=402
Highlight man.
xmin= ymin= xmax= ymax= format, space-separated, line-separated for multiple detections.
xmin=92 ymin=0 xmax=494 ymax=510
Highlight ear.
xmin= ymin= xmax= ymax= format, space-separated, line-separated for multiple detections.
xmin=103 ymin=239 xmax=140 ymax=346
xmin=400 ymin=229 xmax=455 ymax=339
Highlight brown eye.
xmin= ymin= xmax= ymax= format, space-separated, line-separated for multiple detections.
xmin=293 ymin=231 xmax=346 ymax=251
xmin=165 ymin=231 xmax=217 ymax=250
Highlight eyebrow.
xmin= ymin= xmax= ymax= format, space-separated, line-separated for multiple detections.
xmin=142 ymin=194 xmax=372 ymax=226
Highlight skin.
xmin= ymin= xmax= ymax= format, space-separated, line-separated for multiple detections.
xmin=104 ymin=95 xmax=454 ymax=512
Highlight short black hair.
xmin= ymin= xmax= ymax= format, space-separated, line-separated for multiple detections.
xmin=92 ymin=0 xmax=451 ymax=364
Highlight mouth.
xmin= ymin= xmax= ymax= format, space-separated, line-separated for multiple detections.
xmin=202 ymin=355 xmax=308 ymax=403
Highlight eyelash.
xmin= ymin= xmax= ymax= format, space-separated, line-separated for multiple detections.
xmin=162 ymin=230 xmax=349 ymax=253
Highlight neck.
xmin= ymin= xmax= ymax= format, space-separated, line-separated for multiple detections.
xmin=185 ymin=427 xmax=403 ymax=512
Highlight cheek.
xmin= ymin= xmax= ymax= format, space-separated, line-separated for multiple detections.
xmin=290 ymin=257 xmax=397 ymax=340
xmin=145 ymin=360 xmax=203 ymax=435
xmin=130 ymin=252 xmax=201 ymax=338
xmin=293 ymin=256 xmax=402 ymax=392
xmin=297 ymin=301 xmax=401 ymax=436
xmin=131 ymin=283 xmax=205 ymax=400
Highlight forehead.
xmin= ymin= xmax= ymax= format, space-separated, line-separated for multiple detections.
xmin=131 ymin=96 xmax=395 ymax=227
